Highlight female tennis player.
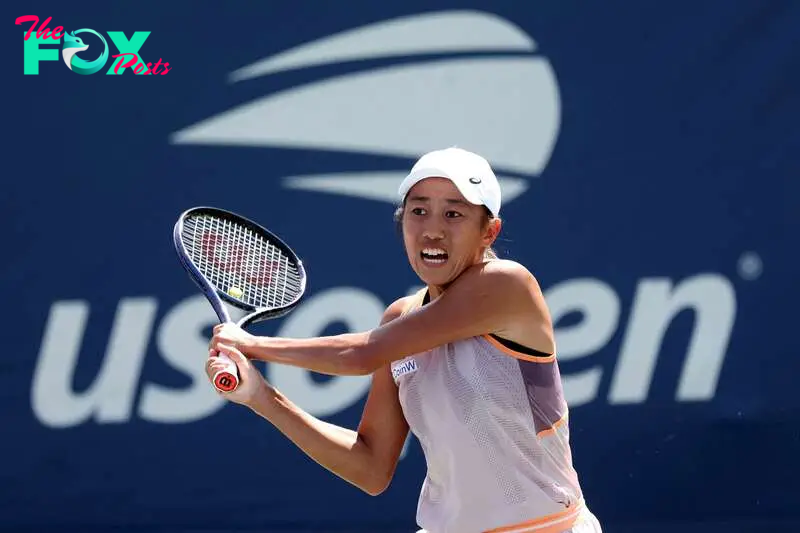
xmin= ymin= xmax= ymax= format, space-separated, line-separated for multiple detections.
xmin=206 ymin=147 xmax=603 ymax=533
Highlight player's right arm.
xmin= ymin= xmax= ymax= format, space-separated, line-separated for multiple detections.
xmin=243 ymin=296 xmax=412 ymax=495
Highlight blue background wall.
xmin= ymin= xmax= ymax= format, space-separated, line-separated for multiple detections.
xmin=3 ymin=1 xmax=799 ymax=532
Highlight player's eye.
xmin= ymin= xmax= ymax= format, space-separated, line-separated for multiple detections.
xmin=411 ymin=207 xmax=426 ymax=216
xmin=445 ymin=211 xmax=463 ymax=218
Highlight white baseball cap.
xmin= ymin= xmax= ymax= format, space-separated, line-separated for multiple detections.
xmin=397 ymin=147 xmax=502 ymax=217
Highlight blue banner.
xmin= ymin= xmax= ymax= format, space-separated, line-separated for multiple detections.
xmin=4 ymin=1 xmax=799 ymax=531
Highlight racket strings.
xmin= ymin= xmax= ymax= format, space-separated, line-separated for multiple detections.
xmin=182 ymin=215 xmax=303 ymax=309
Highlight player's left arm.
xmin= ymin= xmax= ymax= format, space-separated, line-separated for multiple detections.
xmin=215 ymin=260 xmax=552 ymax=375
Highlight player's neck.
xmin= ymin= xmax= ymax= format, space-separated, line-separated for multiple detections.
xmin=427 ymin=285 xmax=443 ymax=300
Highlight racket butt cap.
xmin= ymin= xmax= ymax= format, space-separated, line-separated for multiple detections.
xmin=214 ymin=371 xmax=239 ymax=392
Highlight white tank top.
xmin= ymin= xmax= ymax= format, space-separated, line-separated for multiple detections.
xmin=393 ymin=290 xmax=586 ymax=533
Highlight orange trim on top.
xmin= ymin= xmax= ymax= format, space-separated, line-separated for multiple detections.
xmin=484 ymin=499 xmax=584 ymax=533
xmin=484 ymin=501 xmax=583 ymax=533
xmin=482 ymin=335 xmax=556 ymax=363
xmin=536 ymin=412 xmax=569 ymax=439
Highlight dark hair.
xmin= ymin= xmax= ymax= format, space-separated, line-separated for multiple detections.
xmin=394 ymin=201 xmax=499 ymax=259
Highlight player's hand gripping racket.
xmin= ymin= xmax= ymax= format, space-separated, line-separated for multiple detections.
xmin=173 ymin=206 xmax=307 ymax=393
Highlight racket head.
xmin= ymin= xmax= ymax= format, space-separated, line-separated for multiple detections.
xmin=173 ymin=206 xmax=307 ymax=324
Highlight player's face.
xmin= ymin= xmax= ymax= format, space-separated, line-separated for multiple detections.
xmin=401 ymin=177 xmax=499 ymax=289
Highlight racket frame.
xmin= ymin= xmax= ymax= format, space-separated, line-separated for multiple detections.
xmin=172 ymin=205 xmax=308 ymax=392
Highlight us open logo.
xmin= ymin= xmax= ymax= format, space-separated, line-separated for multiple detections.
xmin=169 ymin=10 xmax=561 ymax=207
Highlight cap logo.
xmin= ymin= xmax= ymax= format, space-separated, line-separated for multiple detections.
xmin=469 ymin=177 xmax=482 ymax=184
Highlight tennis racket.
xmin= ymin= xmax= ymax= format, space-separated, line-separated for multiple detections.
xmin=173 ymin=206 xmax=307 ymax=393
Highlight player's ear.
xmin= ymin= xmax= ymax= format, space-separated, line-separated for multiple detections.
xmin=482 ymin=217 xmax=501 ymax=246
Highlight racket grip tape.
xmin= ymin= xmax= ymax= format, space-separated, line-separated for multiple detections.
xmin=212 ymin=352 xmax=240 ymax=393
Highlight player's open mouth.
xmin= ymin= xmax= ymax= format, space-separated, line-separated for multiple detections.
xmin=421 ymin=248 xmax=448 ymax=265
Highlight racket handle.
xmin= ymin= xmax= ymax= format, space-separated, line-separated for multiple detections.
xmin=212 ymin=352 xmax=240 ymax=393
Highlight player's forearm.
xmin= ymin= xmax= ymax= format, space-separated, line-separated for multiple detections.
xmin=247 ymin=333 xmax=377 ymax=376
xmin=248 ymin=384 xmax=387 ymax=495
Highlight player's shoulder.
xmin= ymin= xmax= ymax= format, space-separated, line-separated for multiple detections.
xmin=465 ymin=259 xmax=540 ymax=290
xmin=482 ymin=258 xmax=533 ymax=277
xmin=380 ymin=291 xmax=424 ymax=325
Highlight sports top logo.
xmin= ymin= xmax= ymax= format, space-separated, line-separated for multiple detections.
xmin=17 ymin=15 xmax=172 ymax=75
xmin=169 ymin=10 xmax=560 ymax=206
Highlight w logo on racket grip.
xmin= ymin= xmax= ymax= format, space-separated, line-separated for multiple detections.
xmin=201 ymin=231 xmax=278 ymax=286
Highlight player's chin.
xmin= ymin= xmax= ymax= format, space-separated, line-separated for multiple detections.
xmin=414 ymin=260 xmax=459 ymax=286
